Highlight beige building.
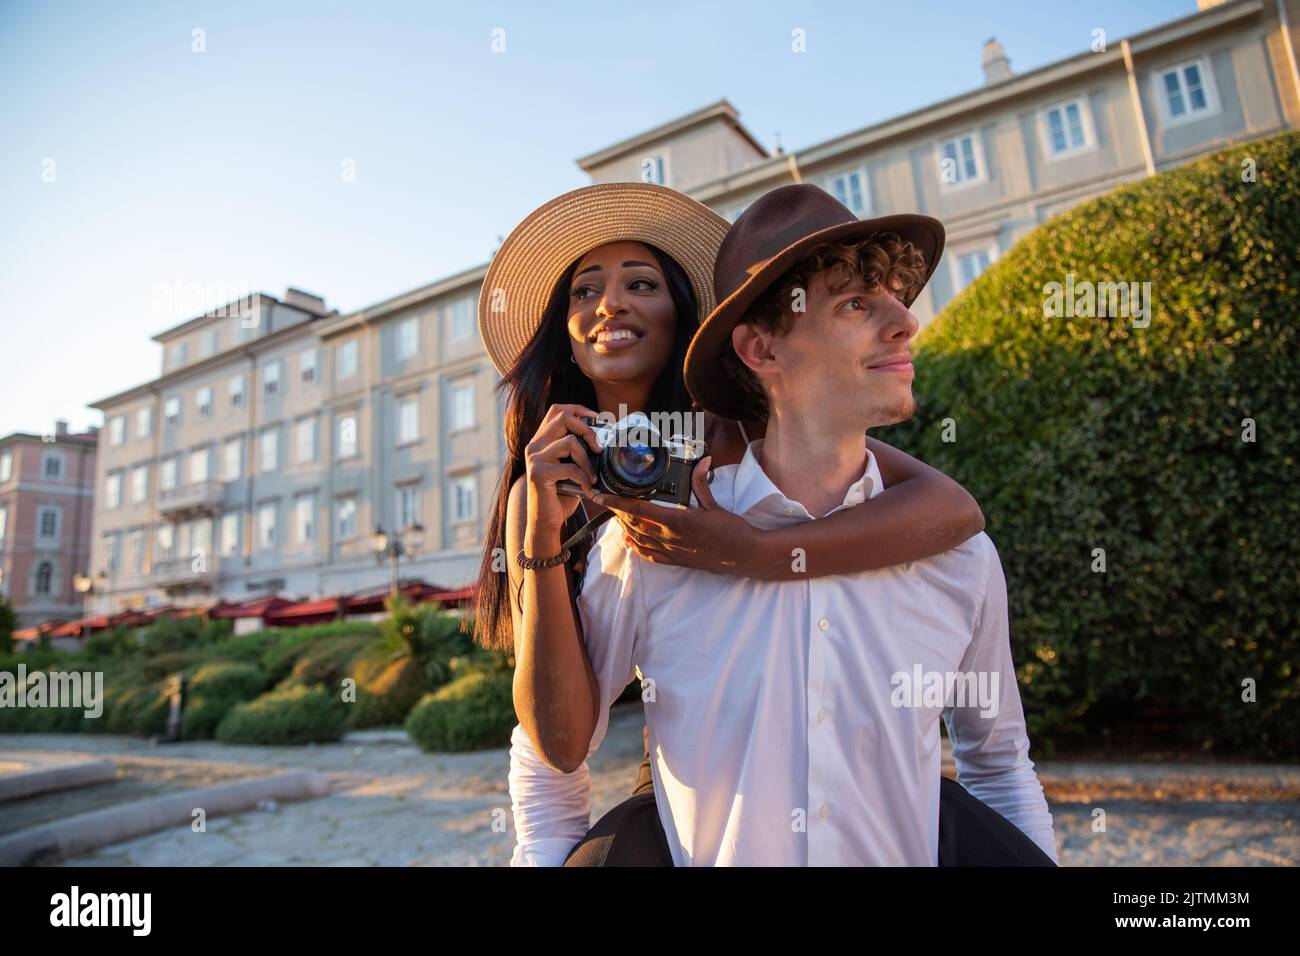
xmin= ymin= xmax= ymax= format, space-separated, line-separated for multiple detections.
xmin=83 ymin=0 xmax=1299 ymax=614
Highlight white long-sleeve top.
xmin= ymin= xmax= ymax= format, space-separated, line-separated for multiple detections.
xmin=509 ymin=438 xmax=1058 ymax=866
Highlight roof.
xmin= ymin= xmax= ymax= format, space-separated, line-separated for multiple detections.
xmin=575 ymin=98 xmax=768 ymax=171
xmin=686 ymin=0 xmax=1266 ymax=202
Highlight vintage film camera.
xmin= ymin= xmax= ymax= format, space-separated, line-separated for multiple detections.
xmin=556 ymin=411 xmax=707 ymax=508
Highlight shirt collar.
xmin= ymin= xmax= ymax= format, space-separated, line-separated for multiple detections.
xmin=729 ymin=437 xmax=882 ymax=524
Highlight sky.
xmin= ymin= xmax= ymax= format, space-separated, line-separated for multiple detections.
xmin=0 ymin=0 xmax=1194 ymax=437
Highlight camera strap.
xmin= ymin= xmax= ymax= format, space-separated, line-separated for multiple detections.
xmin=561 ymin=506 xmax=615 ymax=551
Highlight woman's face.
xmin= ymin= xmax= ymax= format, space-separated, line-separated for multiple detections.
xmin=566 ymin=240 xmax=678 ymax=388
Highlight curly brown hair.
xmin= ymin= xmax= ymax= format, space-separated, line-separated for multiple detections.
xmin=720 ymin=231 xmax=928 ymax=420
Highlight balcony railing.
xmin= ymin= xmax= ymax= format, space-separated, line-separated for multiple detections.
xmin=157 ymin=480 xmax=225 ymax=519
xmin=152 ymin=556 xmax=221 ymax=591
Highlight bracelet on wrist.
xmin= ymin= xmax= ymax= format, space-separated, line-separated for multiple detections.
xmin=516 ymin=547 xmax=570 ymax=571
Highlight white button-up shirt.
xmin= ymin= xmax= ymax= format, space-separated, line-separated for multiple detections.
xmin=509 ymin=438 xmax=1058 ymax=866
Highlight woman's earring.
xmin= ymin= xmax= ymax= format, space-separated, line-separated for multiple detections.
xmin=570 ymin=355 xmax=577 ymax=364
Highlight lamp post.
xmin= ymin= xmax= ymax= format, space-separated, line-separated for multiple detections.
xmin=73 ymin=571 xmax=95 ymax=616
xmin=371 ymin=523 xmax=424 ymax=598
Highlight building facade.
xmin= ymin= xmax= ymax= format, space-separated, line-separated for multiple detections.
xmin=0 ymin=424 xmax=98 ymax=627
xmin=82 ymin=0 xmax=1299 ymax=615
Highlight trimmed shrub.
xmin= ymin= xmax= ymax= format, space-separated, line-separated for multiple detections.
xmin=180 ymin=661 xmax=267 ymax=740
xmin=405 ymin=665 xmax=516 ymax=752
xmin=879 ymin=132 xmax=1299 ymax=756
xmin=135 ymin=616 xmax=231 ymax=655
xmin=286 ymin=633 xmax=377 ymax=689
xmin=215 ymin=683 xmax=348 ymax=745
xmin=347 ymin=654 xmax=429 ymax=729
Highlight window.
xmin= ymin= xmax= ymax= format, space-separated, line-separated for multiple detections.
xmin=397 ymin=484 xmax=421 ymax=530
xmin=299 ymin=348 xmax=317 ymax=384
xmin=336 ymin=414 xmax=358 ymax=459
xmin=264 ymin=361 xmax=281 ymax=396
xmin=0 ymin=505 xmax=7 ymax=541
xmin=397 ymin=396 xmax=419 ymax=444
xmin=160 ymin=457 xmax=178 ymax=491
xmin=131 ymin=465 xmax=148 ymax=504
xmin=296 ymin=417 xmax=316 ymax=464
xmin=294 ymin=494 xmax=315 ymax=544
xmin=827 ymin=169 xmax=869 ymax=217
xmin=397 ymin=317 xmax=419 ymax=359
xmin=449 ymin=380 xmax=474 ymax=431
xmin=223 ymin=437 xmax=242 ymax=480
xmin=105 ymin=472 xmax=123 ymax=509
xmin=0 ymin=451 xmax=11 ymax=482
xmin=127 ymin=530 xmax=144 ymax=570
xmin=937 ymin=132 xmax=985 ymax=187
xmin=156 ymin=524 xmax=175 ymax=561
xmin=189 ymin=446 xmax=210 ymax=483
xmin=201 ymin=328 xmax=219 ymax=356
xmin=1157 ymin=57 xmax=1218 ymax=126
xmin=954 ymin=248 xmax=996 ymax=292
xmin=34 ymin=561 xmax=53 ymax=595
xmin=193 ymin=517 xmax=213 ymax=560
xmin=105 ymin=534 xmax=120 ymax=572
xmin=257 ymin=502 xmax=277 ymax=550
xmin=640 ymin=154 xmax=667 ymax=185
xmin=335 ymin=497 xmax=357 ymax=541
xmin=229 ymin=375 xmax=246 ymax=408
xmin=197 ymin=386 xmax=213 ymax=417
xmin=43 ymin=452 xmax=62 ymax=478
xmin=450 ymin=297 xmax=474 ymax=340
xmin=171 ymin=342 xmax=188 ymax=368
xmin=109 ymin=416 xmax=126 ymax=447
xmin=337 ymin=340 xmax=359 ymax=379
xmin=450 ymin=474 xmax=476 ymax=523
xmin=136 ymin=407 xmax=152 ymax=439
xmin=38 ymin=506 xmax=59 ymax=538
xmin=219 ymin=513 xmax=239 ymax=558
xmin=260 ymin=427 xmax=279 ymax=473
xmin=164 ymin=396 xmax=181 ymax=427
xmin=1040 ymin=98 xmax=1093 ymax=158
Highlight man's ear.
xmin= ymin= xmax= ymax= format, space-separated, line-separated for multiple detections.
xmin=731 ymin=322 xmax=775 ymax=376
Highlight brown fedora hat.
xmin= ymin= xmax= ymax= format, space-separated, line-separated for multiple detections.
xmin=684 ymin=183 xmax=945 ymax=420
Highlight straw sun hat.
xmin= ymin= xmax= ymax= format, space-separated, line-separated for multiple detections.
xmin=478 ymin=182 xmax=730 ymax=376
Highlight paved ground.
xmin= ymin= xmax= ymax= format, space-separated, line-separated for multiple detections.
xmin=3 ymin=706 xmax=1296 ymax=867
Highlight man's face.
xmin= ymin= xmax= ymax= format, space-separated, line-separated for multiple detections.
xmin=752 ymin=270 xmax=920 ymax=428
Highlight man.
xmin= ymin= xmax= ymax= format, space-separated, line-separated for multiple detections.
xmin=509 ymin=183 xmax=1059 ymax=866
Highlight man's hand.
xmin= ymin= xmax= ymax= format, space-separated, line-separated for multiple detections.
xmin=591 ymin=456 xmax=773 ymax=578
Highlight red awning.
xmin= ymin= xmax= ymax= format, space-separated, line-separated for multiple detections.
xmin=209 ymin=595 xmax=293 ymax=619
xmin=344 ymin=580 xmax=440 ymax=614
xmin=263 ymin=596 xmax=347 ymax=627
xmin=426 ymin=585 xmax=475 ymax=608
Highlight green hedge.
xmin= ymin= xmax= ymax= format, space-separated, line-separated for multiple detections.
xmin=215 ymin=683 xmax=348 ymax=745
xmin=880 ymin=132 xmax=1299 ymax=756
xmin=405 ymin=665 xmax=516 ymax=752
xmin=180 ymin=661 xmax=268 ymax=740
xmin=347 ymin=654 xmax=430 ymax=729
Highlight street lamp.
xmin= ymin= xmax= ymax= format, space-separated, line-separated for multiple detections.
xmin=371 ymin=523 xmax=424 ymax=597
xmin=73 ymin=572 xmax=95 ymax=615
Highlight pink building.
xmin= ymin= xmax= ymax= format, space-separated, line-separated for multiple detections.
xmin=0 ymin=422 xmax=98 ymax=628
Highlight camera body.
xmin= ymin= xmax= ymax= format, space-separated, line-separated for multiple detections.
xmin=557 ymin=411 xmax=707 ymax=508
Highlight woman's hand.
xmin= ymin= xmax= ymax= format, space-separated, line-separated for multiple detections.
xmin=591 ymin=456 xmax=774 ymax=578
xmin=523 ymin=403 xmax=602 ymax=536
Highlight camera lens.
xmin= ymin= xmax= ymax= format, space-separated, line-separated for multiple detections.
xmin=603 ymin=437 xmax=667 ymax=493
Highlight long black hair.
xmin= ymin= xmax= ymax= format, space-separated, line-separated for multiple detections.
xmin=467 ymin=242 xmax=699 ymax=653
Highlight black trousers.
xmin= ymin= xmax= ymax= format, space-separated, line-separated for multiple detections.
xmin=564 ymin=726 xmax=1057 ymax=867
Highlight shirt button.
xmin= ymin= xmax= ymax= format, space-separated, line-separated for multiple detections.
xmin=785 ymin=506 xmax=798 ymax=516
xmin=817 ymin=617 xmax=829 ymax=631
xmin=817 ymin=709 xmax=827 ymax=723
xmin=819 ymin=804 xmax=831 ymax=820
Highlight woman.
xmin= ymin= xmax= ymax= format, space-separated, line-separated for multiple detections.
xmin=470 ymin=183 xmax=1041 ymax=866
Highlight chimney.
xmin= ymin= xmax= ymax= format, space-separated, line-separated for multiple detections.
xmin=283 ymin=288 xmax=327 ymax=314
xmin=982 ymin=37 xmax=1013 ymax=85
xmin=55 ymin=419 xmax=69 ymax=436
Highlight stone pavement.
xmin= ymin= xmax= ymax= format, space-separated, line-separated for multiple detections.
xmin=3 ymin=705 xmax=1296 ymax=867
